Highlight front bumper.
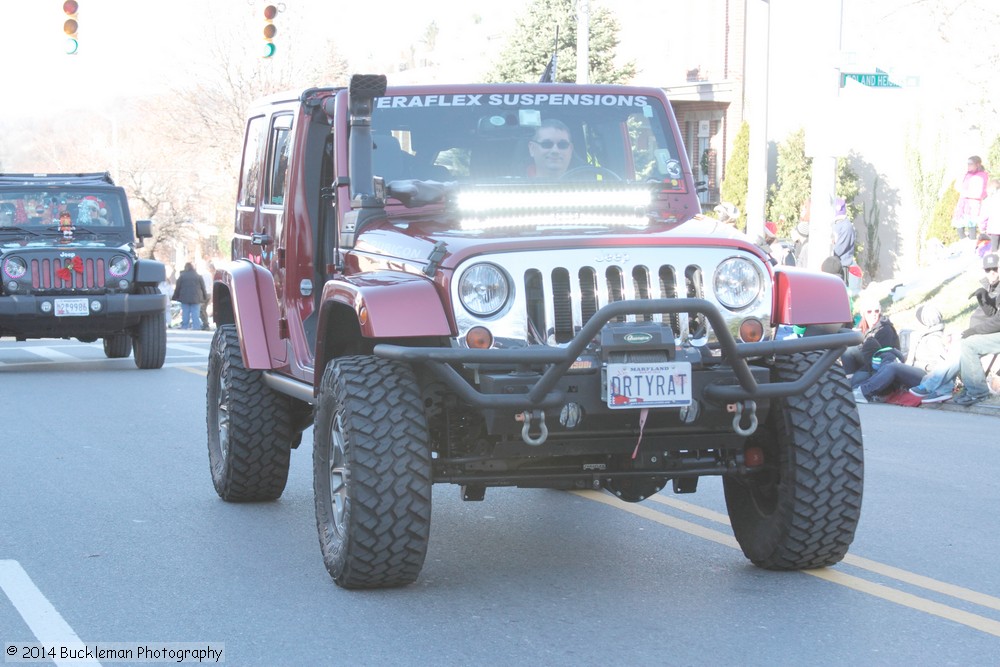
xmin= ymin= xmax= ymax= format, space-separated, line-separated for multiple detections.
xmin=375 ymin=298 xmax=860 ymax=410
xmin=0 ymin=292 xmax=167 ymax=338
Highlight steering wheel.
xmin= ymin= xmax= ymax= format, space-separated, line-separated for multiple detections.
xmin=560 ymin=165 xmax=624 ymax=182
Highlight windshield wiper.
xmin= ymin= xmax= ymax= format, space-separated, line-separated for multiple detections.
xmin=0 ymin=226 xmax=42 ymax=237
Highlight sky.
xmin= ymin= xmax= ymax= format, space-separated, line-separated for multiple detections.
xmin=0 ymin=0 xmax=529 ymax=117
xmin=0 ymin=0 xmax=673 ymax=119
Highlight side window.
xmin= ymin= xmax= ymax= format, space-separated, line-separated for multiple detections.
xmin=266 ymin=114 xmax=293 ymax=206
xmin=239 ymin=115 xmax=267 ymax=207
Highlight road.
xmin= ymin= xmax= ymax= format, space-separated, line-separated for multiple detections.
xmin=1 ymin=332 xmax=998 ymax=666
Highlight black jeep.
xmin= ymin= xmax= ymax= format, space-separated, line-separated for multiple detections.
xmin=0 ymin=172 xmax=167 ymax=368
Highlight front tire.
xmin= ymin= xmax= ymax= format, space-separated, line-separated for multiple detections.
xmin=103 ymin=333 xmax=132 ymax=359
xmin=206 ymin=324 xmax=293 ymax=501
xmin=723 ymin=351 xmax=864 ymax=569
xmin=132 ymin=286 xmax=166 ymax=369
xmin=313 ymin=356 xmax=432 ymax=589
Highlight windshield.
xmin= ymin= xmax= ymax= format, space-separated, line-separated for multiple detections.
xmin=370 ymin=92 xmax=686 ymax=190
xmin=0 ymin=189 xmax=127 ymax=229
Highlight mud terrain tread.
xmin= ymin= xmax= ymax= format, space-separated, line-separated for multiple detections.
xmin=207 ymin=324 xmax=292 ymax=501
xmin=724 ymin=351 xmax=863 ymax=570
xmin=132 ymin=286 xmax=166 ymax=369
xmin=313 ymin=356 xmax=431 ymax=589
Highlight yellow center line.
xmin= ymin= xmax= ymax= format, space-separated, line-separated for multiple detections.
xmin=647 ymin=494 xmax=1000 ymax=613
xmin=176 ymin=366 xmax=207 ymax=377
xmin=573 ymin=490 xmax=1000 ymax=637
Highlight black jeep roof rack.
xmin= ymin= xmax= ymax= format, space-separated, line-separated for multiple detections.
xmin=0 ymin=172 xmax=116 ymax=186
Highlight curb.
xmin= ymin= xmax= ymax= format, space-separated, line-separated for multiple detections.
xmin=918 ymin=396 xmax=1000 ymax=417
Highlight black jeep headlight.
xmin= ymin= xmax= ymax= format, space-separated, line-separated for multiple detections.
xmin=108 ymin=255 xmax=132 ymax=278
xmin=458 ymin=263 xmax=510 ymax=317
xmin=714 ymin=257 xmax=762 ymax=310
xmin=3 ymin=256 xmax=27 ymax=280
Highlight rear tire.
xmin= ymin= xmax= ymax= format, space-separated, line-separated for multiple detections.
xmin=313 ymin=356 xmax=432 ymax=589
xmin=723 ymin=351 xmax=863 ymax=569
xmin=103 ymin=333 xmax=132 ymax=359
xmin=206 ymin=324 xmax=293 ymax=501
xmin=132 ymin=286 xmax=166 ymax=369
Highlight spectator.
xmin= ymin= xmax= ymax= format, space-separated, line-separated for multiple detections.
xmin=792 ymin=220 xmax=810 ymax=268
xmin=953 ymin=252 xmax=1000 ymax=405
xmin=852 ymin=350 xmax=924 ymax=404
xmin=980 ymin=177 xmax=1000 ymax=253
xmin=953 ymin=155 xmax=989 ymax=241
xmin=909 ymin=253 xmax=1000 ymax=404
xmin=762 ymin=221 xmax=795 ymax=266
xmin=158 ymin=265 xmax=175 ymax=326
xmin=199 ymin=261 xmax=214 ymax=331
xmin=714 ymin=202 xmax=740 ymax=229
xmin=905 ymin=304 xmax=949 ymax=372
xmin=527 ymin=119 xmax=574 ymax=179
xmin=172 ymin=262 xmax=207 ymax=330
xmin=831 ymin=197 xmax=856 ymax=283
xmin=840 ymin=295 xmax=900 ymax=388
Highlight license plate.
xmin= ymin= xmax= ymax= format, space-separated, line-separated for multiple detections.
xmin=607 ymin=361 xmax=692 ymax=409
xmin=54 ymin=298 xmax=89 ymax=317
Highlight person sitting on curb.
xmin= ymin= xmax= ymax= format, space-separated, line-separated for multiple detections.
xmin=953 ymin=252 xmax=1000 ymax=405
xmin=852 ymin=346 xmax=925 ymax=404
xmin=905 ymin=304 xmax=949 ymax=372
xmin=841 ymin=295 xmax=900 ymax=389
xmin=909 ymin=252 xmax=1000 ymax=404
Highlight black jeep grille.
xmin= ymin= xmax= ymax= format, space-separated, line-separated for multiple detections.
xmin=30 ymin=257 xmax=107 ymax=291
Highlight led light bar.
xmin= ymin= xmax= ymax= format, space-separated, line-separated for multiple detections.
xmin=455 ymin=186 xmax=653 ymax=215
xmin=454 ymin=185 xmax=654 ymax=231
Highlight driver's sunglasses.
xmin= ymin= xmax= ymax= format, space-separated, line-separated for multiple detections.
xmin=533 ymin=139 xmax=571 ymax=150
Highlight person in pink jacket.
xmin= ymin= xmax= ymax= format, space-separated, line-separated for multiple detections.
xmin=953 ymin=155 xmax=989 ymax=240
xmin=980 ymin=177 xmax=1000 ymax=252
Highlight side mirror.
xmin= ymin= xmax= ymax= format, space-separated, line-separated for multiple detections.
xmin=135 ymin=220 xmax=153 ymax=239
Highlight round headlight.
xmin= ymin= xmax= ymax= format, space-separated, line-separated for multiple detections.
xmin=3 ymin=256 xmax=27 ymax=280
xmin=108 ymin=255 xmax=131 ymax=278
xmin=458 ymin=263 xmax=510 ymax=317
xmin=714 ymin=257 xmax=762 ymax=310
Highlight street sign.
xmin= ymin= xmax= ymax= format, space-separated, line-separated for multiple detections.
xmin=840 ymin=68 xmax=903 ymax=89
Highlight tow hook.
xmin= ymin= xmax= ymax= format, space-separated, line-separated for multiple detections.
xmin=516 ymin=410 xmax=548 ymax=446
xmin=727 ymin=400 xmax=758 ymax=437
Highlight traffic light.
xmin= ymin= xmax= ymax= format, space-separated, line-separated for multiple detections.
xmin=63 ymin=0 xmax=79 ymax=55
xmin=262 ymin=4 xmax=277 ymax=58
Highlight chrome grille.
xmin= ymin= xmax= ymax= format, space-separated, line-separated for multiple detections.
xmin=30 ymin=257 xmax=106 ymax=291
xmin=527 ymin=261 xmax=705 ymax=343
xmin=451 ymin=247 xmax=772 ymax=347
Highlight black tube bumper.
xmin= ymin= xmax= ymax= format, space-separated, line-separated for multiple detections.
xmin=375 ymin=298 xmax=861 ymax=410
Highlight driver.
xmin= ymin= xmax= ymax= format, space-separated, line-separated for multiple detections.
xmin=527 ymin=119 xmax=574 ymax=178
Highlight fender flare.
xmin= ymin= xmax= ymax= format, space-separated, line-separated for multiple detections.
xmin=315 ymin=272 xmax=451 ymax=372
xmin=217 ymin=260 xmax=285 ymax=369
xmin=773 ymin=267 xmax=853 ymax=325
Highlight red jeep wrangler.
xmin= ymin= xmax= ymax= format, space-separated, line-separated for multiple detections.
xmin=207 ymin=75 xmax=863 ymax=589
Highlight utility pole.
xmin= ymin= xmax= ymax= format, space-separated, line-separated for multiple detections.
xmin=745 ymin=0 xmax=771 ymax=242
xmin=576 ymin=0 xmax=590 ymax=84
xmin=806 ymin=0 xmax=844 ymax=271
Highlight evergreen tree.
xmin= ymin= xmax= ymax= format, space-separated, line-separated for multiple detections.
xmin=765 ymin=129 xmax=859 ymax=240
xmin=836 ymin=156 xmax=860 ymax=220
xmin=767 ymin=128 xmax=812 ymax=238
xmin=719 ymin=122 xmax=750 ymax=231
xmin=487 ymin=0 xmax=636 ymax=84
